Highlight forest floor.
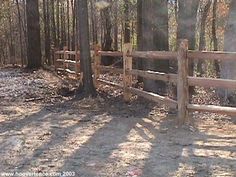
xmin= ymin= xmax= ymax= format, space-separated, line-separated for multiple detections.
xmin=0 ymin=67 xmax=235 ymax=177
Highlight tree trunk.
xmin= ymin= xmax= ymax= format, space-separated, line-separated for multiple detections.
xmin=137 ymin=0 xmax=143 ymax=81
xmin=141 ymin=0 xmax=155 ymax=84
xmin=71 ymin=0 xmax=76 ymax=50
xmin=90 ymin=0 xmax=98 ymax=45
xmin=43 ymin=0 xmax=51 ymax=65
xmin=51 ymin=0 xmax=57 ymax=47
xmin=61 ymin=2 xmax=66 ymax=48
xmin=142 ymin=0 xmax=169 ymax=95
xmin=77 ymin=0 xmax=96 ymax=96
xmin=124 ymin=0 xmax=130 ymax=43
xmin=16 ymin=0 xmax=24 ymax=66
xmin=177 ymin=0 xmax=199 ymax=96
xmin=67 ymin=0 xmax=70 ymax=49
xmin=56 ymin=0 xmax=60 ymax=48
xmin=114 ymin=0 xmax=118 ymax=51
xmin=197 ymin=0 xmax=211 ymax=76
xmin=22 ymin=0 xmax=28 ymax=65
xmin=8 ymin=1 xmax=15 ymax=65
xmin=220 ymin=0 xmax=236 ymax=103
xmin=101 ymin=5 xmax=113 ymax=65
xmin=152 ymin=0 xmax=169 ymax=95
xmin=212 ymin=0 xmax=220 ymax=77
xmin=46 ymin=0 xmax=51 ymax=65
xmin=26 ymin=0 xmax=42 ymax=69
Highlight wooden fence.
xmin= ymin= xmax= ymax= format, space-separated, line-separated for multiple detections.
xmin=54 ymin=46 xmax=95 ymax=75
xmin=54 ymin=40 xmax=236 ymax=124
xmin=54 ymin=47 xmax=80 ymax=75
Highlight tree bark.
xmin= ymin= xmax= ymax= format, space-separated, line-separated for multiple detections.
xmin=101 ymin=5 xmax=113 ymax=65
xmin=43 ymin=0 xmax=51 ymax=65
xmin=212 ymin=0 xmax=220 ymax=77
xmin=71 ymin=0 xmax=76 ymax=50
xmin=197 ymin=0 xmax=211 ymax=76
xmin=124 ymin=0 xmax=130 ymax=43
xmin=67 ymin=0 xmax=70 ymax=49
xmin=220 ymin=0 xmax=236 ymax=103
xmin=16 ymin=0 xmax=24 ymax=66
xmin=51 ymin=0 xmax=57 ymax=47
xmin=137 ymin=0 xmax=143 ymax=80
xmin=177 ymin=0 xmax=199 ymax=96
xmin=114 ymin=0 xmax=118 ymax=51
xmin=142 ymin=0 xmax=169 ymax=95
xmin=8 ymin=1 xmax=15 ymax=65
xmin=77 ymin=0 xmax=96 ymax=96
xmin=26 ymin=0 xmax=42 ymax=69
xmin=56 ymin=0 xmax=60 ymax=47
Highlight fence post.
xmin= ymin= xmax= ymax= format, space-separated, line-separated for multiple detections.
xmin=123 ymin=43 xmax=132 ymax=102
xmin=75 ymin=50 xmax=80 ymax=76
xmin=63 ymin=46 xmax=68 ymax=72
xmin=177 ymin=39 xmax=189 ymax=125
xmin=94 ymin=44 xmax=101 ymax=87
xmin=54 ymin=48 xmax=58 ymax=71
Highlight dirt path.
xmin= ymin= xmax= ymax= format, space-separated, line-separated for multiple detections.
xmin=0 ymin=68 xmax=235 ymax=177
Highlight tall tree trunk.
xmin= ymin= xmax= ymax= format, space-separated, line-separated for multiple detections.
xmin=16 ymin=0 xmax=24 ymax=66
xmin=23 ymin=0 xmax=28 ymax=65
xmin=114 ymin=0 xmax=118 ymax=50
xmin=197 ymin=0 xmax=211 ymax=76
xmin=46 ymin=0 xmax=51 ymax=65
xmin=90 ymin=0 xmax=98 ymax=45
xmin=56 ymin=0 xmax=60 ymax=47
xmin=142 ymin=0 xmax=169 ymax=95
xmin=102 ymin=9 xmax=112 ymax=51
xmin=212 ymin=0 xmax=220 ymax=77
xmin=177 ymin=0 xmax=199 ymax=49
xmin=101 ymin=4 xmax=113 ymax=65
xmin=77 ymin=0 xmax=96 ymax=96
xmin=8 ymin=1 xmax=15 ymax=65
xmin=60 ymin=2 xmax=66 ymax=48
xmin=136 ymin=0 xmax=143 ymax=83
xmin=124 ymin=0 xmax=130 ymax=43
xmin=67 ymin=0 xmax=70 ymax=49
xmin=43 ymin=0 xmax=51 ymax=65
xmin=71 ymin=0 xmax=76 ymax=50
xmin=152 ymin=0 xmax=169 ymax=94
xmin=220 ymin=0 xmax=236 ymax=103
xmin=177 ymin=0 xmax=199 ymax=96
xmin=26 ymin=0 xmax=42 ymax=69
xmin=51 ymin=0 xmax=57 ymax=47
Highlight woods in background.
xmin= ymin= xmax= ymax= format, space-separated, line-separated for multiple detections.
xmin=0 ymin=0 xmax=235 ymax=99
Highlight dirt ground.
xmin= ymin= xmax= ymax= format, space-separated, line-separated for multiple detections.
xmin=0 ymin=68 xmax=235 ymax=177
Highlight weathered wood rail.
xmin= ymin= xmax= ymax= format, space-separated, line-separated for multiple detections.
xmin=54 ymin=40 xmax=236 ymax=124
xmin=54 ymin=46 xmax=95 ymax=75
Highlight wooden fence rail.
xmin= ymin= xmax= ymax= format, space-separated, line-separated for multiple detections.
xmin=54 ymin=40 xmax=236 ymax=125
xmin=54 ymin=47 xmax=80 ymax=75
xmin=54 ymin=47 xmax=95 ymax=75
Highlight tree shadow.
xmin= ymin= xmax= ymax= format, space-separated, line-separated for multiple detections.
xmin=0 ymin=94 xmax=156 ymax=174
xmin=140 ymin=114 xmax=236 ymax=177
xmin=1 ymin=93 xmax=235 ymax=176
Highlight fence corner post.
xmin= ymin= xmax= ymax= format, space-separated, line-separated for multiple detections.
xmin=177 ymin=39 xmax=189 ymax=125
xmin=123 ymin=43 xmax=132 ymax=102
xmin=63 ymin=46 xmax=68 ymax=72
xmin=94 ymin=44 xmax=101 ymax=88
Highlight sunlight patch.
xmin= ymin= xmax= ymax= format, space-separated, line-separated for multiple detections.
xmin=95 ymin=1 xmax=111 ymax=10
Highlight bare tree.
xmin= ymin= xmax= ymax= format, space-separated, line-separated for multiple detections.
xmin=26 ymin=0 xmax=42 ymax=69
xmin=77 ymin=0 xmax=96 ymax=96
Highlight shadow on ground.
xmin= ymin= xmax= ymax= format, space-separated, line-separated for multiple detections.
xmin=0 ymin=93 xmax=235 ymax=177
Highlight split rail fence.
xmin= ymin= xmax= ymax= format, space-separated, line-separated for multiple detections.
xmin=54 ymin=46 xmax=95 ymax=75
xmin=54 ymin=40 xmax=236 ymax=124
